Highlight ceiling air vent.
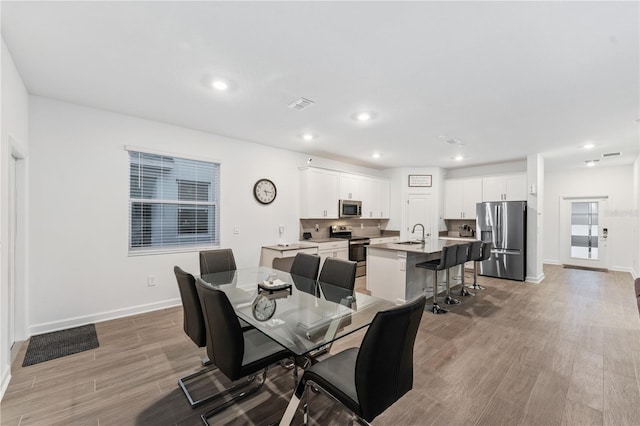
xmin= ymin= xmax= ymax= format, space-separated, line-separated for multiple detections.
xmin=602 ymin=152 xmax=622 ymax=158
xmin=288 ymin=97 xmax=315 ymax=111
xmin=445 ymin=138 xmax=464 ymax=146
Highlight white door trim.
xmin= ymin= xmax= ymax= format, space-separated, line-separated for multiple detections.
xmin=560 ymin=195 xmax=610 ymax=270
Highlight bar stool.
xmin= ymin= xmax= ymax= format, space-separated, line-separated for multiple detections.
xmin=416 ymin=245 xmax=457 ymax=314
xmin=457 ymin=243 xmax=475 ymax=297
xmin=470 ymin=241 xmax=490 ymax=290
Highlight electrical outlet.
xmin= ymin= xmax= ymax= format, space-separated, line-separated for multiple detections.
xmin=360 ymin=223 xmax=364 ymax=229
xmin=314 ymin=224 xmax=319 ymax=232
xmin=233 ymin=225 xmax=239 ymax=234
xmin=147 ymin=275 xmax=157 ymax=286
xmin=279 ymin=225 xmax=285 ymax=234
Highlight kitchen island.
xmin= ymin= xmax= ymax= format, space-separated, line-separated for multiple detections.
xmin=366 ymin=239 xmax=462 ymax=303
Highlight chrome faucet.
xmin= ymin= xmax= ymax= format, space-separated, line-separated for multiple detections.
xmin=412 ymin=223 xmax=425 ymax=243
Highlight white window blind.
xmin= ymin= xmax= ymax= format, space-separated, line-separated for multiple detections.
xmin=128 ymin=150 xmax=220 ymax=253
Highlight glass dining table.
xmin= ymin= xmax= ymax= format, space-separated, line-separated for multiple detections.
xmin=199 ymin=266 xmax=395 ymax=359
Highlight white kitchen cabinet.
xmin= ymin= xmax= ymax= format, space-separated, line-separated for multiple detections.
xmin=259 ymin=244 xmax=319 ymax=269
xmin=302 ymin=168 xmax=389 ymax=219
xmin=444 ymin=178 xmax=482 ymax=219
xmin=482 ymin=173 xmax=527 ymax=202
xmin=300 ymin=168 xmax=339 ymax=218
xmin=369 ymin=236 xmax=400 ymax=245
xmin=316 ymin=240 xmax=349 ymax=269
xmin=361 ymin=178 xmax=390 ymax=219
xmin=339 ymin=173 xmax=362 ymax=200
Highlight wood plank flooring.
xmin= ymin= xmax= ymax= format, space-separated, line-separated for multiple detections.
xmin=2 ymin=264 xmax=640 ymax=425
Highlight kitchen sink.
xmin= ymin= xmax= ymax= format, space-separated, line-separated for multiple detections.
xmin=398 ymin=241 xmax=424 ymax=245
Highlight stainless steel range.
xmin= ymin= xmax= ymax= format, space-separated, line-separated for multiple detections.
xmin=329 ymin=225 xmax=370 ymax=277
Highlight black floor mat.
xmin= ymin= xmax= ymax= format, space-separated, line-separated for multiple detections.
xmin=22 ymin=324 xmax=99 ymax=367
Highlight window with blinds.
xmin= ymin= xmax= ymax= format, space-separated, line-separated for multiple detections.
xmin=128 ymin=150 xmax=220 ymax=252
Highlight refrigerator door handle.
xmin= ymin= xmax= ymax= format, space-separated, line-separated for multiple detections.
xmin=491 ymin=249 xmax=521 ymax=255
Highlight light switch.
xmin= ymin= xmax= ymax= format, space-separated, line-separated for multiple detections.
xmin=233 ymin=225 xmax=239 ymax=234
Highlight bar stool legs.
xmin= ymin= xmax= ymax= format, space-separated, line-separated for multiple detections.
xmin=471 ymin=261 xmax=485 ymax=290
xmin=443 ymin=268 xmax=460 ymax=305
xmin=459 ymin=264 xmax=475 ymax=297
xmin=431 ymin=270 xmax=448 ymax=314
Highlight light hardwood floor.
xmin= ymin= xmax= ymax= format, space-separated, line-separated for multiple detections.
xmin=2 ymin=264 xmax=640 ymax=425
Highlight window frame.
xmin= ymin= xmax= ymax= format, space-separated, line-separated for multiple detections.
xmin=126 ymin=146 xmax=221 ymax=255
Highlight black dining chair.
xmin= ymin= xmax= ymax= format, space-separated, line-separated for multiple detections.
xmin=199 ymin=248 xmax=237 ymax=276
xmin=289 ymin=295 xmax=427 ymax=425
xmin=195 ymin=278 xmax=293 ymax=425
xmin=318 ymin=257 xmax=356 ymax=291
xmin=174 ymin=266 xmax=216 ymax=408
xmin=318 ymin=257 xmax=357 ymax=307
xmin=290 ymin=252 xmax=321 ymax=280
xmin=416 ymin=245 xmax=457 ymax=314
xmin=289 ymin=253 xmax=322 ymax=297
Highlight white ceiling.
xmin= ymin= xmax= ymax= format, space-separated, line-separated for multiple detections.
xmin=2 ymin=1 xmax=638 ymax=171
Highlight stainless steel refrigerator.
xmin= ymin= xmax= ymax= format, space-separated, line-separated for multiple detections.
xmin=476 ymin=201 xmax=527 ymax=281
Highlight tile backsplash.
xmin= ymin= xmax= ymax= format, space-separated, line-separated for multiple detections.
xmin=299 ymin=219 xmax=391 ymax=239
xmin=444 ymin=219 xmax=476 ymax=237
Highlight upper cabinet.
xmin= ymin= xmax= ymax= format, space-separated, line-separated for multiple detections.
xmin=444 ymin=178 xmax=482 ymax=219
xmin=482 ymin=173 xmax=527 ymax=202
xmin=301 ymin=168 xmax=389 ymax=219
xmin=361 ymin=178 xmax=390 ymax=219
xmin=339 ymin=173 xmax=361 ymax=200
xmin=300 ymin=168 xmax=339 ymax=218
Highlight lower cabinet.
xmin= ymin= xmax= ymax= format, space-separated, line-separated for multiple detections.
xmin=316 ymin=241 xmax=349 ymax=269
xmin=260 ymin=245 xmax=319 ymax=270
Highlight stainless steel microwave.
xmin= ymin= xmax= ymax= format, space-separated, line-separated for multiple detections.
xmin=339 ymin=200 xmax=362 ymax=218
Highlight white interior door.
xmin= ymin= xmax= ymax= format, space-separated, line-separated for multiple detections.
xmin=561 ymin=197 xmax=609 ymax=269
xmin=406 ymin=194 xmax=433 ymax=243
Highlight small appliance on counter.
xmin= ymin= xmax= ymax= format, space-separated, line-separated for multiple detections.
xmin=458 ymin=224 xmax=474 ymax=238
xmin=302 ymin=232 xmax=312 ymax=240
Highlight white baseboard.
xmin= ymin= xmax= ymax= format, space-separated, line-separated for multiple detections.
xmin=543 ymin=259 xmax=562 ymax=265
xmin=610 ymin=266 xmax=637 ymax=278
xmin=526 ymin=273 xmax=545 ymax=283
xmin=28 ymin=298 xmax=181 ymax=336
xmin=1 ymin=366 xmax=11 ymax=401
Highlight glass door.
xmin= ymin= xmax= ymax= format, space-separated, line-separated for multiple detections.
xmin=562 ymin=197 xmax=608 ymax=269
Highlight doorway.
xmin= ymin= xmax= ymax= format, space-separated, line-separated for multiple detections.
xmin=561 ymin=197 xmax=609 ymax=270
xmin=406 ymin=194 xmax=433 ymax=243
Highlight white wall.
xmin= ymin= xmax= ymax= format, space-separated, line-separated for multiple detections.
xmin=444 ymin=159 xmax=527 ymax=179
xmin=634 ymin=156 xmax=639 ymax=278
xmin=544 ymin=165 xmax=636 ymax=273
xmin=383 ymin=167 xmax=443 ymax=241
xmin=1 ymin=39 xmax=30 ymax=399
xmin=526 ymin=154 xmax=544 ymax=282
xmin=27 ymin=96 xmax=381 ymax=335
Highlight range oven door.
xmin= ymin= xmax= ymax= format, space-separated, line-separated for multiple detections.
xmin=349 ymin=239 xmax=369 ymax=277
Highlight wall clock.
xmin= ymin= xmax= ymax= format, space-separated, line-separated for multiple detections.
xmin=253 ymin=178 xmax=277 ymax=205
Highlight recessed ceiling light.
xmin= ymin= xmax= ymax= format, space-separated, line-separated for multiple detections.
xmin=585 ymin=160 xmax=599 ymax=167
xmin=454 ymin=155 xmax=464 ymax=161
xmin=212 ymin=80 xmax=229 ymax=91
xmin=357 ymin=112 xmax=372 ymax=121
xmin=372 ymin=152 xmax=381 ymax=159
xmin=302 ymin=133 xmax=314 ymax=141
xmin=583 ymin=143 xmax=595 ymax=149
